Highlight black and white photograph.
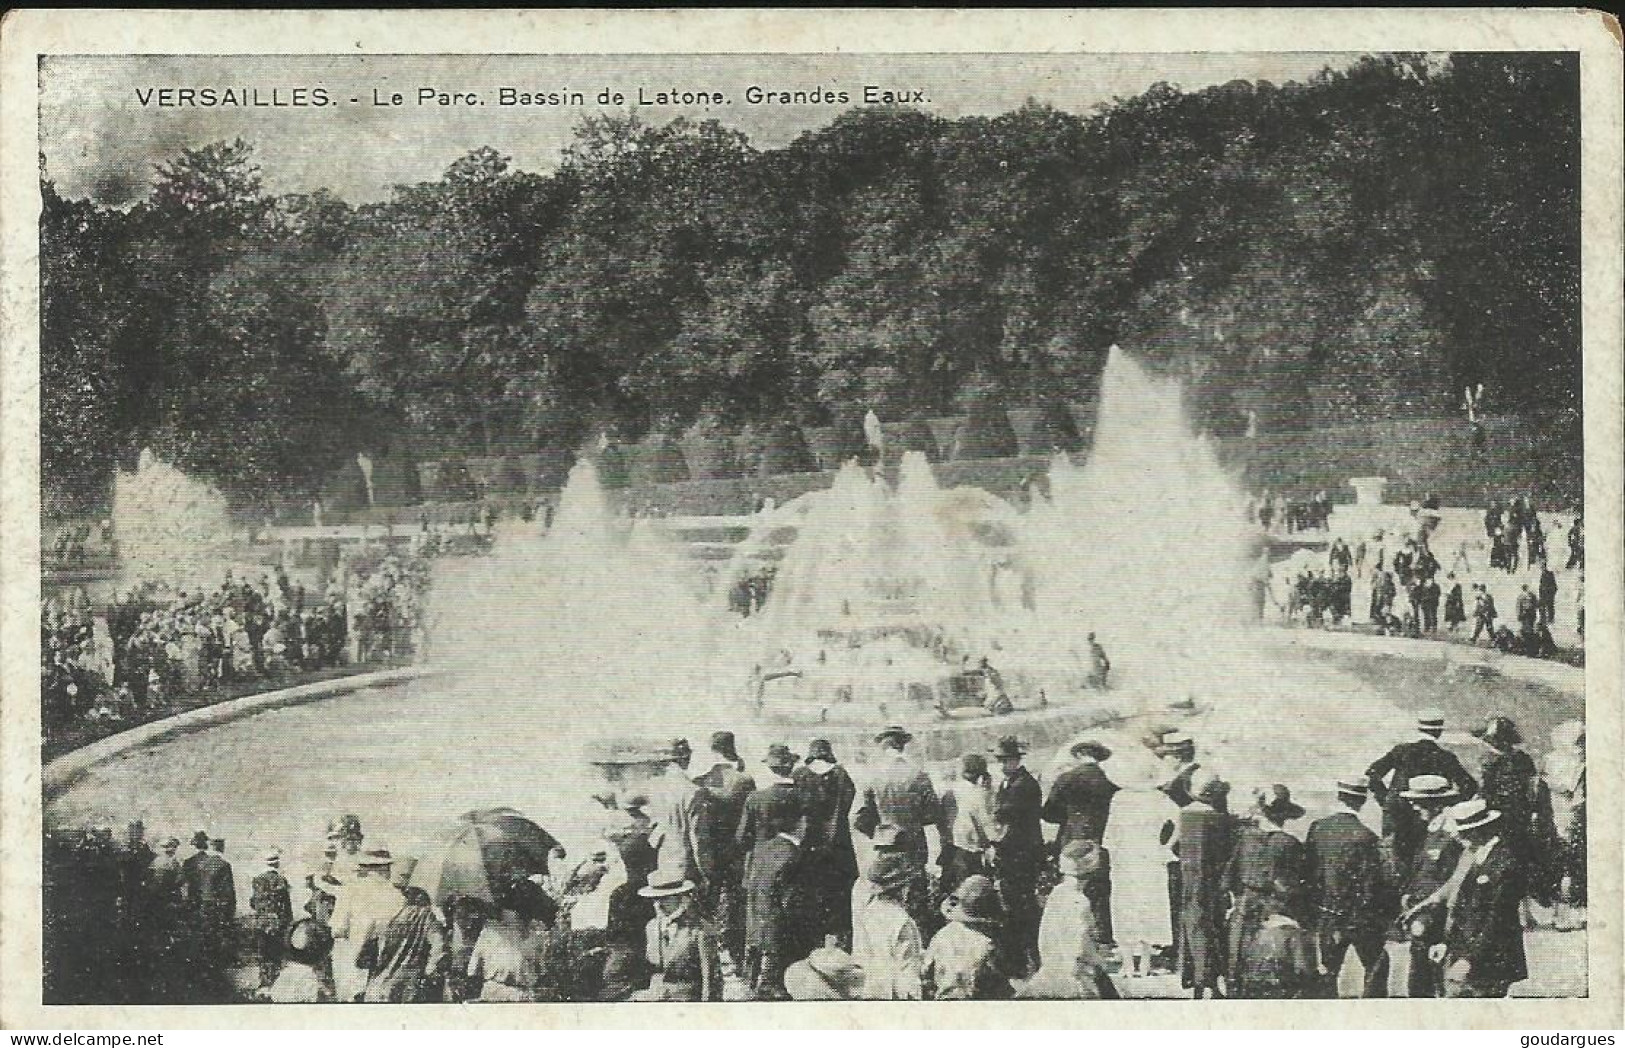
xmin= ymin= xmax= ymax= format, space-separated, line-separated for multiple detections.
xmin=2 ymin=8 xmax=1619 ymax=1029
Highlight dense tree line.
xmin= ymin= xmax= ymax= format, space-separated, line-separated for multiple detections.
xmin=40 ymin=52 xmax=1579 ymax=510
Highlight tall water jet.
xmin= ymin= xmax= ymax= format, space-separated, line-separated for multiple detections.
xmin=429 ymin=458 xmax=734 ymax=741
xmin=1025 ymin=347 xmax=1258 ymax=697
xmin=111 ymin=449 xmax=237 ymax=589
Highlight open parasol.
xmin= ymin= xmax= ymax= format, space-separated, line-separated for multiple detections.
xmin=409 ymin=807 xmax=561 ymax=907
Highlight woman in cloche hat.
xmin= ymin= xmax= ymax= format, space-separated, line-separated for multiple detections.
xmin=851 ymin=848 xmax=924 ymax=999
xmin=1019 ymin=840 xmax=1116 ymax=999
xmin=921 ymin=875 xmax=1013 ymax=1000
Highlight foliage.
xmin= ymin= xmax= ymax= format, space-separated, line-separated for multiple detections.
xmin=39 ymin=54 xmax=1580 ymax=508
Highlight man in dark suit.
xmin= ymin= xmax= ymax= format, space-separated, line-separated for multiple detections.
xmin=181 ymin=832 xmax=237 ymax=978
xmin=1396 ymin=775 xmax=1464 ymax=997
xmin=694 ymin=730 xmax=756 ymax=968
xmin=1305 ymin=777 xmax=1394 ymax=997
xmin=793 ymin=739 xmax=858 ymax=949
xmin=1366 ymin=710 xmax=1477 ymax=871
xmin=250 ymin=848 xmax=294 ymax=990
xmin=1224 ymin=786 xmax=1310 ymax=998
xmin=1441 ymin=799 xmax=1528 ymax=997
xmin=1043 ymin=738 xmax=1119 ymax=943
xmin=989 ymin=736 xmax=1044 ymax=978
xmin=740 ymin=751 xmax=809 ymax=1001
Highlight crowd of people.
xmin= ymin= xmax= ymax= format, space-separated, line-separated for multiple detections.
xmin=45 ymin=705 xmax=1586 ymax=1004
xmin=41 ymin=553 xmax=430 ymax=734
xmin=1249 ymin=490 xmax=1335 ymax=534
xmin=1269 ymin=495 xmax=1582 ymax=661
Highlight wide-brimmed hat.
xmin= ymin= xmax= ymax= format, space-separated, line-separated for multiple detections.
xmin=1449 ymin=797 xmax=1502 ymax=833
xmin=356 ymin=848 xmax=393 ymax=869
xmin=870 ymin=822 xmax=906 ymax=849
xmin=1473 ymin=716 xmax=1524 ymax=751
xmin=785 ymin=946 xmax=866 ymax=1001
xmin=1256 ymin=784 xmax=1305 ymax=823
xmin=191 ymin=830 xmax=210 ymax=849
xmin=807 ymin=739 xmax=837 ymax=762
xmin=1058 ymin=839 xmax=1105 ymax=879
xmin=1335 ymin=776 xmax=1371 ymax=798
xmin=1070 ymin=738 xmax=1113 ymax=762
xmin=1193 ymin=775 xmax=1230 ymax=809
xmin=945 ymin=875 xmax=1005 ymax=930
xmin=1416 ymin=710 xmax=1446 ymax=735
xmin=765 ymin=743 xmax=799 ymax=766
xmin=866 ymin=850 xmax=915 ymax=894
xmin=390 ymin=856 xmax=419 ymax=889
xmin=638 ymin=871 xmax=696 ymax=898
xmin=988 ymin=736 xmax=1028 ymax=760
xmin=874 ymin=725 xmax=913 ymax=745
xmin=1399 ymin=774 xmax=1459 ymax=802
xmin=285 ymin=918 xmax=333 ymax=965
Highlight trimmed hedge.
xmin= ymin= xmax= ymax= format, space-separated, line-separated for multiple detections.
xmin=757 ymin=421 xmax=817 ymax=477
xmin=632 ymin=435 xmax=692 ymax=486
xmin=953 ymin=402 xmax=1019 ymax=460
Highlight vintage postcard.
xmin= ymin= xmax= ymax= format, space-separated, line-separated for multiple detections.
xmin=1 ymin=8 xmax=1620 ymax=1031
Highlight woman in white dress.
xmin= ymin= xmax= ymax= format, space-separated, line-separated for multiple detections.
xmin=1100 ymin=746 xmax=1180 ymax=978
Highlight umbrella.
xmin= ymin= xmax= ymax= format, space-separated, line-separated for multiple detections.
xmin=410 ymin=807 xmax=561 ymax=907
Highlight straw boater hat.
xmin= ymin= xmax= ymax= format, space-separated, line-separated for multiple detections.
xmin=1058 ymin=839 xmax=1105 ymax=879
xmin=944 ymin=875 xmax=1006 ymax=932
xmin=785 ymin=946 xmax=866 ymax=1001
xmin=870 ymin=823 xmax=906 ymax=849
xmin=638 ymin=869 xmax=696 ymax=899
xmin=356 ymin=848 xmax=393 ymax=869
xmin=1416 ymin=710 xmax=1446 ymax=736
xmin=1070 ymin=738 xmax=1113 ymax=762
xmin=1256 ymin=784 xmax=1305 ymax=823
xmin=1335 ymin=776 xmax=1371 ymax=799
xmin=1398 ymin=774 xmax=1459 ymax=803
xmin=1448 ymin=797 xmax=1502 ymax=833
xmin=988 ymin=736 xmax=1028 ymax=760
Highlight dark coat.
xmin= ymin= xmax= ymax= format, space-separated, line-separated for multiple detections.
xmin=1480 ymin=749 xmax=1538 ymax=849
xmin=1405 ymin=822 xmax=1465 ymax=910
xmin=854 ymin=755 xmax=942 ymax=869
xmin=992 ymin=766 xmax=1046 ymax=885
xmin=1177 ymin=804 xmax=1235 ymax=990
xmin=694 ymin=762 xmax=757 ymax=872
xmin=794 ymin=762 xmax=858 ymax=877
xmin=1366 ymin=738 xmax=1478 ymax=846
xmin=743 ymin=836 xmax=808 ymax=957
xmin=735 ymin=778 xmax=804 ymax=853
xmin=1225 ymin=822 xmax=1307 ymax=995
xmin=250 ymin=869 xmax=294 ymax=934
xmin=1445 ymin=842 xmax=1529 ymax=985
xmin=182 ymin=851 xmax=237 ymax=924
xmin=1042 ymin=762 xmax=1119 ymax=848
xmin=1305 ymin=810 xmax=1393 ymax=935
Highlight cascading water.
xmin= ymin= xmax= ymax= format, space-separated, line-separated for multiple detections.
xmin=111 ymin=448 xmax=237 ymax=589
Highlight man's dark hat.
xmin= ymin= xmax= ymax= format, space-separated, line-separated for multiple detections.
xmin=1070 ymin=738 xmax=1113 ymax=761
xmin=1256 ymin=784 xmax=1305 ymax=823
xmin=988 ymin=736 xmax=1028 ymax=760
xmin=807 ymin=739 xmax=837 ymax=762
xmin=709 ymin=731 xmax=738 ymax=755
xmin=765 ymin=742 xmax=799 ymax=765
xmin=1473 ymin=716 xmax=1523 ymax=751
xmin=873 ymin=725 xmax=913 ymax=745
xmin=191 ymin=830 xmax=210 ymax=849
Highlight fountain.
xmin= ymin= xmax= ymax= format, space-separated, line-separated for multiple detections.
xmin=110 ymin=449 xmax=238 ymax=590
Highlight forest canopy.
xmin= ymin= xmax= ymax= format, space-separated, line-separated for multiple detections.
xmin=40 ymin=53 xmax=1580 ymax=509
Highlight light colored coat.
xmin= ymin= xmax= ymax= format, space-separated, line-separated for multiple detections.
xmin=850 ymin=885 xmax=922 ymax=999
xmin=329 ymin=876 xmax=403 ymax=1002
